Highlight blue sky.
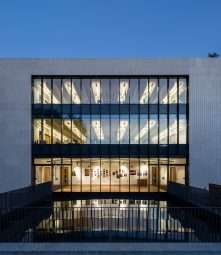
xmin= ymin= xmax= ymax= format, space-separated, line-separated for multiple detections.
xmin=0 ymin=0 xmax=220 ymax=58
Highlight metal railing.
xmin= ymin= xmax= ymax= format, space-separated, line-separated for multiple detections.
xmin=0 ymin=206 xmax=221 ymax=242
xmin=0 ymin=182 xmax=52 ymax=215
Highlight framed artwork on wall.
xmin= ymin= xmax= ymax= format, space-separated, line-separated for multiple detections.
xmin=85 ymin=168 xmax=90 ymax=176
xmin=130 ymin=170 xmax=136 ymax=175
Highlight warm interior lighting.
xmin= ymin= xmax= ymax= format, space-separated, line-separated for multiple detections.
xmin=117 ymin=120 xmax=128 ymax=141
xmin=64 ymin=120 xmax=86 ymax=143
xmin=91 ymin=80 xmax=101 ymax=103
xmin=118 ymin=80 xmax=129 ymax=103
xmin=42 ymin=81 xmax=52 ymax=103
xmin=140 ymin=80 xmax=156 ymax=103
xmin=92 ymin=120 xmax=104 ymax=140
xmin=140 ymin=163 xmax=148 ymax=176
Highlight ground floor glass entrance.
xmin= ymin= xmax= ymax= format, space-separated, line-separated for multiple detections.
xmin=34 ymin=157 xmax=186 ymax=192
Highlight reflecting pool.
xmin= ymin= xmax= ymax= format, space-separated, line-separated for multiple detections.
xmin=1 ymin=199 xmax=221 ymax=242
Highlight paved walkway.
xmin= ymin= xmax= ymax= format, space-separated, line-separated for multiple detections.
xmin=0 ymin=243 xmax=221 ymax=254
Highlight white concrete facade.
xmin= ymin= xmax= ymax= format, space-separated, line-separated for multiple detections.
xmin=0 ymin=58 xmax=220 ymax=193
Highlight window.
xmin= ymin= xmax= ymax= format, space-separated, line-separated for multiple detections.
xmin=62 ymin=79 xmax=71 ymax=104
xmin=159 ymin=114 xmax=167 ymax=144
xmin=169 ymin=79 xmax=177 ymax=104
xmin=32 ymin=75 xmax=188 ymax=193
xmin=179 ymin=114 xmax=187 ymax=144
xmin=149 ymin=114 xmax=158 ymax=144
xmin=33 ymin=119 xmax=41 ymax=143
xmin=71 ymin=79 xmax=81 ymax=104
xmin=33 ymin=79 xmax=41 ymax=104
xmin=52 ymin=119 xmax=62 ymax=144
xmin=130 ymin=114 xmax=139 ymax=144
xmin=179 ymin=79 xmax=187 ymax=104
xmin=43 ymin=79 xmax=51 ymax=104
xmin=52 ymin=79 xmax=61 ymax=104
xmin=159 ymin=79 xmax=167 ymax=104
xmin=140 ymin=79 xmax=148 ymax=104
xmin=169 ymin=114 xmax=177 ymax=144
xmin=149 ymin=79 xmax=158 ymax=104
xmin=139 ymin=114 xmax=148 ymax=144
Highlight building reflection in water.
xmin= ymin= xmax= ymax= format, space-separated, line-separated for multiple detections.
xmin=35 ymin=199 xmax=199 ymax=241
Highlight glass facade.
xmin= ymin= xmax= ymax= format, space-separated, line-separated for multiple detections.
xmin=32 ymin=76 xmax=188 ymax=192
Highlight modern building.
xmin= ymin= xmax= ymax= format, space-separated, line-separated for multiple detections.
xmin=0 ymin=59 xmax=220 ymax=193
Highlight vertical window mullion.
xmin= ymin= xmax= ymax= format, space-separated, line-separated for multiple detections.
xmin=157 ymin=78 xmax=160 ymax=192
xmin=147 ymin=78 xmax=150 ymax=192
xmin=167 ymin=78 xmax=170 ymax=185
xmin=177 ymin=78 xmax=179 ymax=145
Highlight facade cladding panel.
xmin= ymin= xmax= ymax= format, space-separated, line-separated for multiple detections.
xmin=32 ymin=76 xmax=188 ymax=192
xmin=0 ymin=59 xmax=220 ymax=193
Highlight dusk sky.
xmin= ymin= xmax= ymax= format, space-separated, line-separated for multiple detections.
xmin=0 ymin=0 xmax=220 ymax=58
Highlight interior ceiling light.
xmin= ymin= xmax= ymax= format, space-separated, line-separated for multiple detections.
xmin=92 ymin=120 xmax=104 ymax=140
xmin=91 ymin=80 xmax=101 ymax=103
xmin=63 ymin=81 xmax=80 ymax=104
xmin=117 ymin=120 xmax=128 ymax=141
xmin=63 ymin=121 xmax=86 ymax=142
xmin=134 ymin=120 xmax=156 ymax=142
xmin=118 ymin=80 xmax=128 ymax=103
xmin=43 ymin=81 xmax=60 ymax=104
xmin=140 ymin=80 xmax=156 ymax=104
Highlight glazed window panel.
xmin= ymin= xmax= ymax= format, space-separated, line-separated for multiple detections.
xmin=120 ymin=158 xmax=129 ymax=192
xmin=139 ymin=114 xmax=149 ymax=144
xmin=35 ymin=166 xmax=52 ymax=184
xmin=33 ymin=79 xmax=42 ymax=104
xmin=101 ymin=79 xmax=110 ymax=104
xmin=43 ymin=119 xmax=52 ymax=144
xmin=52 ymin=119 xmax=62 ymax=144
xmin=139 ymin=79 xmax=149 ymax=104
xmin=34 ymin=157 xmax=187 ymax=192
xmin=111 ymin=158 xmax=120 ymax=192
xmin=62 ymin=79 xmax=71 ymax=104
xmin=159 ymin=114 xmax=168 ymax=144
xmin=169 ymin=79 xmax=177 ymax=104
xmin=159 ymin=79 xmax=168 ymax=104
xmin=179 ymin=114 xmax=187 ymax=144
xmin=111 ymin=115 xmax=119 ymax=144
xmin=91 ymin=79 xmax=101 ymax=104
xmin=33 ymin=119 xmax=41 ymax=144
xmin=179 ymin=78 xmax=187 ymax=104
xmin=130 ymin=114 xmax=139 ymax=144
xmin=62 ymin=119 xmax=72 ymax=144
xmin=119 ymin=79 xmax=129 ymax=104
xmin=149 ymin=114 xmax=158 ymax=144
xmin=52 ymin=79 xmax=61 ymax=104
xmin=130 ymin=79 xmax=139 ymax=104
xmin=81 ymin=79 xmax=91 ymax=104
xmin=43 ymin=79 xmax=51 ymax=104
xmin=81 ymin=115 xmax=91 ymax=144
xmin=91 ymin=158 xmax=101 ymax=192
xmin=101 ymin=115 xmax=110 ymax=144
xmin=119 ymin=114 xmax=129 ymax=144
xmin=72 ymin=116 xmax=84 ymax=144
xmin=71 ymin=79 xmax=81 ymax=104
xmin=110 ymin=79 xmax=119 ymax=104
xmin=169 ymin=114 xmax=177 ymax=144
xmin=101 ymin=159 xmax=110 ymax=192
xmin=149 ymin=79 xmax=158 ymax=104
xmin=91 ymin=115 xmax=101 ymax=144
